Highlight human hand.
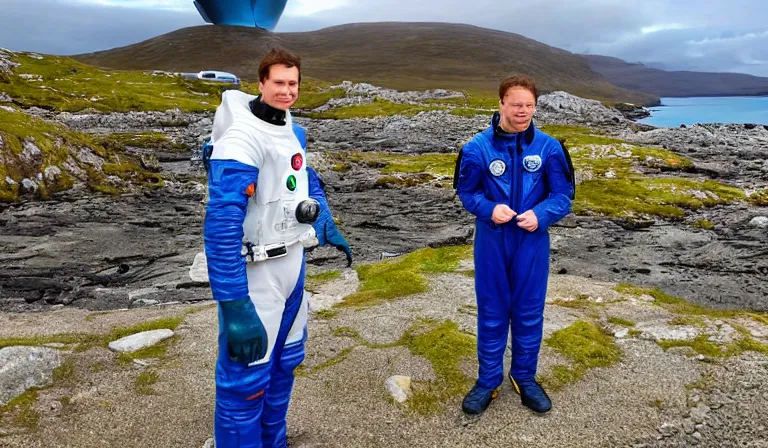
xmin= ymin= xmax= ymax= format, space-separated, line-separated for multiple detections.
xmin=516 ymin=210 xmax=539 ymax=232
xmin=219 ymin=298 xmax=268 ymax=366
xmin=492 ymin=204 xmax=517 ymax=224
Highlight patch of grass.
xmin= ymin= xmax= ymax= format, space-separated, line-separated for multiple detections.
xmin=305 ymin=319 xmax=476 ymax=414
xmin=657 ymin=335 xmax=723 ymax=358
xmin=341 ymin=245 xmax=472 ymax=307
xmin=327 ymin=151 xmax=457 ymax=178
xmin=669 ymin=316 xmax=707 ymax=327
xmin=303 ymin=98 xmax=440 ymax=119
xmin=1 ymin=389 xmax=40 ymax=430
xmin=296 ymin=346 xmax=356 ymax=377
xmin=649 ymin=399 xmax=664 ymax=409
xmin=749 ymin=190 xmax=768 ymax=206
xmin=451 ymin=108 xmax=492 ymax=117
xmin=294 ymin=87 xmax=346 ymax=110
xmin=134 ymin=370 xmax=159 ymax=395
xmin=686 ymin=371 xmax=716 ymax=391
xmin=615 ymin=283 xmax=649 ymax=296
xmin=541 ymin=321 xmax=622 ymax=391
xmin=607 ymin=316 xmax=636 ymax=327
xmin=726 ymin=335 xmax=768 ymax=357
xmin=572 ymin=177 xmax=745 ymax=220
xmin=550 ymin=297 xmax=605 ymax=310
xmin=458 ymin=304 xmax=478 ymax=316
xmin=540 ymin=365 xmax=582 ymax=391
xmin=312 ymin=309 xmax=339 ymax=320
xmin=694 ymin=219 xmax=715 ymax=230
xmin=84 ymin=310 xmax=120 ymax=322
xmin=628 ymin=329 xmax=642 ymax=338
xmin=52 ymin=358 xmax=77 ymax=385
xmin=96 ymin=132 xmax=187 ymax=152
xmin=0 ymin=333 xmax=100 ymax=351
xmin=375 ymin=173 xmax=435 ymax=188
xmin=116 ymin=336 xmax=178 ymax=364
xmin=401 ymin=320 xmax=476 ymax=415
xmin=422 ymin=96 xmax=468 ymax=107
xmin=616 ymin=283 xmax=768 ymax=326
xmin=1 ymin=53 xmax=227 ymax=112
xmin=461 ymin=89 xmax=499 ymax=109
xmin=305 ymin=269 xmax=341 ymax=293
xmin=536 ymin=125 xmax=742 ymax=220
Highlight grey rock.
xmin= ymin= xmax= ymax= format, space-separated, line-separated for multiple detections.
xmin=44 ymin=166 xmax=62 ymax=182
xmin=749 ymin=216 xmax=768 ymax=229
xmin=20 ymin=178 xmax=38 ymax=193
xmin=108 ymin=329 xmax=174 ymax=353
xmin=0 ymin=346 xmax=61 ymax=406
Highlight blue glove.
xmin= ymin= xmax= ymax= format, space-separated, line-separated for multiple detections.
xmin=314 ymin=213 xmax=352 ymax=267
xmin=218 ymin=298 xmax=268 ymax=366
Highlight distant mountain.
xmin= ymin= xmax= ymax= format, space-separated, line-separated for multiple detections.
xmin=585 ymin=55 xmax=768 ymax=97
xmin=73 ymin=22 xmax=659 ymax=106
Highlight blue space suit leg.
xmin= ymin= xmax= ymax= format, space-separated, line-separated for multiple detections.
xmin=214 ymin=306 xmax=272 ymax=447
xmin=261 ymin=265 xmax=307 ymax=448
xmin=474 ymin=221 xmax=513 ymax=390
xmin=509 ymin=233 xmax=550 ymax=381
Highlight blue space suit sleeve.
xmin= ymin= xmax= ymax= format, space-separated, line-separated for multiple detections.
xmin=531 ymin=143 xmax=573 ymax=230
xmin=292 ymin=123 xmax=307 ymax=148
xmin=456 ymin=143 xmax=499 ymax=222
xmin=307 ymin=166 xmax=352 ymax=265
xmin=204 ymin=159 xmax=259 ymax=302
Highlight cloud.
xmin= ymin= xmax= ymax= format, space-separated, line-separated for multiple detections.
xmin=0 ymin=0 xmax=204 ymax=55
xmin=1 ymin=0 xmax=767 ymax=77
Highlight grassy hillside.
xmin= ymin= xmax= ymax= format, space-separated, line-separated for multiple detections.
xmin=0 ymin=106 xmax=161 ymax=202
xmin=0 ymin=52 xmax=230 ymax=113
xmin=73 ymin=22 xmax=659 ymax=106
xmin=585 ymin=55 xmax=768 ymax=97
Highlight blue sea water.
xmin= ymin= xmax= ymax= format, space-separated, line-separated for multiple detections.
xmin=637 ymin=96 xmax=768 ymax=127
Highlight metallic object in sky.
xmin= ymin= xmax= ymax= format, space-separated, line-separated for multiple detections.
xmin=193 ymin=0 xmax=288 ymax=30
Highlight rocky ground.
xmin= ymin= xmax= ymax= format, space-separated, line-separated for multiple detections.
xmin=1 ymin=78 xmax=767 ymax=447
xmin=1 ymin=268 xmax=767 ymax=447
xmin=3 ymin=86 xmax=766 ymax=313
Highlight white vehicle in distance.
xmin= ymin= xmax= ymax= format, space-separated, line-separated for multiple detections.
xmin=180 ymin=70 xmax=240 ymax=86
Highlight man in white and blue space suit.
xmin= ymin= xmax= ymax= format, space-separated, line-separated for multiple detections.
xmin=456 ymin=74 xmax=574 ymax=415
xmin=202 ymin=47 xmax=351 ymax=448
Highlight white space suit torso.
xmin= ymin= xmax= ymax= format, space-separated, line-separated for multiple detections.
xmin=209 ymin=90 xmax=316 ymax=260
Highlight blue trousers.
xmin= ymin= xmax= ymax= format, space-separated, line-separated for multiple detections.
xmin=473 ymin=222 xmax=550 ymax=389
xmin=214 ymin=262 xmax=307 ymax=448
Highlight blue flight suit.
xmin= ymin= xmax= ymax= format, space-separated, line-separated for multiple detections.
xmin=457 ymin=112 xmax=573 ymax=390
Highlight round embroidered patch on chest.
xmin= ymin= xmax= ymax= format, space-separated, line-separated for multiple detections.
xmin=291 ymin=153 xmax=303 ymax=171
xmin=523 ymin=155 xmax=543 ymax=172
xmin=286 ymin=175 xmax=297 ymax=191
xmin=489 ymin=159 xmax=506 ymax=177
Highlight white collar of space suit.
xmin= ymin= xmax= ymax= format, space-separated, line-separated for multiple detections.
xmin=211 ymin=90 xmax=295 ymax=143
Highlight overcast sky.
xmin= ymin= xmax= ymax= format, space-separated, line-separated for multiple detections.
xmin=1 ymin=0 xmax=767 ymax=77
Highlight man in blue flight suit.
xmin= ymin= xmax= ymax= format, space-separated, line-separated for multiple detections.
xmin=203 ymin=47 xmax=351 ymax=447
xmin=456 ymin=74 xmax=573 ymax=415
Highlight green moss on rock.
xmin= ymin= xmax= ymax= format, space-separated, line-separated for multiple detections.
xmin=341 ymin=245 xmax=472 ymax=307
xmin=0 ymin=107 xmax=161 ymax=202
xmin=541 ymin=321 xmax=621 ymax=391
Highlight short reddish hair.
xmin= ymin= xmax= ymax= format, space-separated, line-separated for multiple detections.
xmin=258 ymin=47 xmax=301 ymax=83
xmin=499 ymin=74 xmax=538 ymax=103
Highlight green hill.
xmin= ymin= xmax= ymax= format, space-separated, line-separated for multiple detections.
xmin=73 ymin=22 xmax=659 ymax=106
